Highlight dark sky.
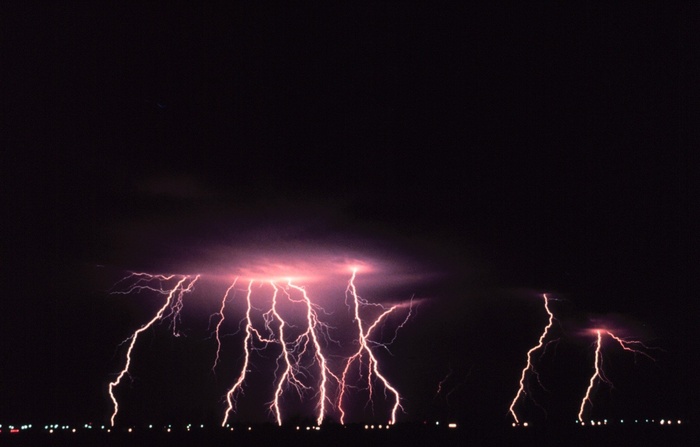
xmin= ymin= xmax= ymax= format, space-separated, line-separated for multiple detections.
xmin=2 ymin=2 xmax=696 ymax=429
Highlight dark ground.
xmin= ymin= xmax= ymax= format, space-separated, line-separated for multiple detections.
xmin=0 ymin=423 xmax=694 ymax=447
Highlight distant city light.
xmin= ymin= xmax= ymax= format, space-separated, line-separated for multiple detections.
xmin=0 ymin=416 xmax=688 ymax=437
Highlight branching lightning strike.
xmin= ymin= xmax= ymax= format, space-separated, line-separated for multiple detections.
xmin=577 ymin=329 xmax=655 ymax=424
xmin=108 ymin=273 xmax=200 ymax=426
xmin=108 ymin=269 xmax=413 ymax=427
xmin=509 ymin=294 xmax=556 ymax=425
xmin=336 ymin=269 xmax=410 ymax=425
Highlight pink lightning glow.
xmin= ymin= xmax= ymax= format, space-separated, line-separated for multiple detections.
xmin=435 ymin=368 xmax=453 ymax=397
xmin=267 ymin=282 xmax=310 ymax=426
xmin=108 ymin=273 xmax=200 ymax=426
xmin=108 ymin=264 xmax=417 ymax=427
xmin=221 ymin=279 xmax=337 ymax=425
xmin=508 ymin=294 xmax=556 ymax=425
xmin=577 ymin=328 xmax=655 ymax=424
xmin=285 ymin=280 xmax=340 ymax=425
xmin=336 ymin=269 xmax=411 ymax=425
xmin=222 ymin=280 xmax=259 ymax=426
xmin=577 ymin=329 xmax=609 ymax=424
xmin=218 ymin=272 xmax=412 ymax=426
xmin=211 ymin=279 xmax=238 ymax=372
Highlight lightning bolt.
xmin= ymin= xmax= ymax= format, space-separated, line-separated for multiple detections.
xmin=434 ymin=366 xmax=470 ymax=406
xmin=222 ymin=280 xmax=260 ymax=426
xmin=336 ymin=269 xmax=410 ymax=425
xmin=577 ymin=329 xmax=655 ymax=424
xmin=508 ymin=293 xmax=556 ymax=426
xmin=108 ymin=268 xmax=415 ymax=427
xmin=108 ymin=273 xmax=199 ymax=426
xmin=577 ymin=329 xmax=609 ymax=424
xmin=222 ymin=279 xmax=340 ymax=427
xmin=285 ymin=280 xmax=339 ymax=426
xmin=211 ymin=279 xmax=238 ymax=372
xmin=435 ymin=367 xmax=453 ymax=397
xmin=267 ymin=282 xmax=310 ymax=426
xmin=605 ymin=331 xmax=656 ymax=362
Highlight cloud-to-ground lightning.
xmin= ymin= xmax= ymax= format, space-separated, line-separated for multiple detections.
xmin=336 ymin=269 xmax=412 ymax=425
xmin=221 ymin=278 xmax=342 ymax=427
xmin=108 ymin=273 xmax=200 ymax=426
xmin=285 ymin=280 xmax=340 ymax=426
xmin=109 ymin=264 xmax=416 ymax=427
xmin=211 ymin=279 xmax=238 ymax=372
xmin=577 ymin=329 xmax=656 ymax=424
xmin=267 ymin=282 xmax=310 ymax=426
xmin=509 ymin=294 xmax=556 ymax=426
xmin=221 ymin=280 xmax=258 ymax=426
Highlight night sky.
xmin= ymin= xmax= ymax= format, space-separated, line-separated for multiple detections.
xmin=2 ymin=2 xmax=696 ymax=430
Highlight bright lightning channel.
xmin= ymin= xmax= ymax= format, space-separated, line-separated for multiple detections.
xmin=508 ymin=293 xmax=556 ymax=426
xmin=222 ymin=280 xmax=277 ymax=426
xmin=285 ymin=280 xmax=340 ymax=426
xmin=577 ymin=329 xmax=655 ymax=424
xmin=267 ymin=282 xmax=310 ymax=426
xmin=337 ymin=269 xmax=411 ymax=425
xmin=211 ymin=279 xmax=238 ymax=372
xmin=108 ymin=273 xmax=200 ymax=426
xmin=109 ymin=269 xmax=413 ymax=427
